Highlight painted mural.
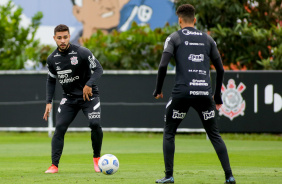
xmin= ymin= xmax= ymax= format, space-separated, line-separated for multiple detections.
xmin=2 ymin=0 xmax=177 ymax=45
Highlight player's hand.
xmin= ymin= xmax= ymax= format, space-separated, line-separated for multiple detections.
xmin=83 ymin=85 xmax=92 ymax=101
xmin=216 ymin=104 xmax=222 ymax=110
xmin=43 ymin=103 xmax=52 ymax=121
xmin=155 ymin=92 xmax=163 ymax=99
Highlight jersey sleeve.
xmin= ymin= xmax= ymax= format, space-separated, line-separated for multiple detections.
xmin=153 ymin=52 xmax=172 ymax=97
xmin=46 ymin=56 xmax=57 ymax=103
xmin=163 ymin=32 xmax=179 ymax=55
xmin=208 ymin=35 xmax=221 ymax=61
xmin=208 ymin=35 xmax=224 ymax=104
xmin=80 ymin=47 xmax=103 ymax=87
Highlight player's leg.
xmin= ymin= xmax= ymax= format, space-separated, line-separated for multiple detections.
xmin=81 ymin=97 xmax=103 ymax=172
xmin=46 ymin=97 xmax=79 ymax=173
xmin=193 ymin=97 xmax=235 ymax=183
xmin=156 ymin=97 xmax=189 ymax=183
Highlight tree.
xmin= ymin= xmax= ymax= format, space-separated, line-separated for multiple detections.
xmin=175 ymin=0 xmax=282 ymax=70
xmin=0 ymin=0 xmax=43 ymax=70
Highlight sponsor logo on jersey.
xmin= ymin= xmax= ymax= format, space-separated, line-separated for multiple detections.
xmin=88 ymin=112 xmax=101 ymax=119
xmin=54 ymin=53 xmax=61 ymax=57
xmin=88 ymin=55 xmax=97 ymax=68
xmin=190 ymin=91 xmax=209 ymax=96
xmin=172 ymin=110 xmax=186 ymax=119
xmin=182 ymin=29 xmax=203 ymax=36
xmin=189 ymin=79 xmax=208 ymax=86
xmin=219 ymin=79 xmax=246 ymax=121
xmin=70 ymin=56 xmax=78 ymax=65
xmin=202 ymin=110 xmax=215 ymax=120
xmin=188 ymin=54 xmax=204 ymax=62
xmin=59 ymin=74 xmax=79 ymax=84
xmin=188 ymin=69 xmax=207 ymax=75
xmin=58 ymin=71 xmax=79 ymax=84
xmin=184 ymin=41 xmax=205 ymax=46
xmin=57 ymin=69 xmax=72 ymax=74
xmin=164 ymin=37 xmax=171 ymax=49
xmin=68 ymin=50 xmax=77 ymax=55
xmin=60 ymin=98 xmax=67 ymax=105
xmin=189 ymin=42 xmax=205 ymax=46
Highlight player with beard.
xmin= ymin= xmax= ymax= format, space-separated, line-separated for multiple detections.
xmin=153 ymin=4 xmax=236 ymax=184
xmin=43 ymin=24 xmax=103 ymax=173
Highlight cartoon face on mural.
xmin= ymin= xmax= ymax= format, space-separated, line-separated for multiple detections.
xmin=7 ymin=0 xmax=177 ymax=45
xmin=71 ymin=0 xmax=129 ymax=38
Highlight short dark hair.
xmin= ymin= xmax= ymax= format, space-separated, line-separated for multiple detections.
xmin=176 ymin=4 xmax=195 ymax=23
xmin=54 ymin=24 xmax=70 ymax=35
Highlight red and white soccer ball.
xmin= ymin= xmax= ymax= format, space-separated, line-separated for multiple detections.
xmin=98 ymin=154 xmax=119 ymax=175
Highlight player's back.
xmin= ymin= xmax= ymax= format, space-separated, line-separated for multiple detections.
xmin=171 ymin=27 xmax=213 ymax=98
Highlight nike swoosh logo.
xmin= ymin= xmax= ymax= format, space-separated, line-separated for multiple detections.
xmin=55 ymin=62 xmax=60 ymax=65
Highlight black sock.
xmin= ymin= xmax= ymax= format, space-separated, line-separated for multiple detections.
xmin=165 ymin=171 xmax=173 ymax=178
xmin=225 ymin=170 xmax=233 ymax=179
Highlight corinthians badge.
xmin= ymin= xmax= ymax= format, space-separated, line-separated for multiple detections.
xmin=219 ymin=79 xmax=246 ymax=120
xmin=70 ymin=56 xmax=78 ymax=65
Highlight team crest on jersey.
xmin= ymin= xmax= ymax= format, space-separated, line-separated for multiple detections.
xmin=70 ymin=56 xmax=78 ymax=65
xmin=219 ymin=79 xmax=246 ymax=120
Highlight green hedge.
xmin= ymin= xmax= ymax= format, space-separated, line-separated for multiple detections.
xmin=83 ymin=22 xmax=177 ymax=70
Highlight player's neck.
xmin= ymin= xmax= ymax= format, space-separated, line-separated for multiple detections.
xmin=180 ymin=24 xmax=194 ymax=29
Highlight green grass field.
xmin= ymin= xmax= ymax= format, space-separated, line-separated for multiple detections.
xmin=0 ymin=132 xmax=282 ymax=184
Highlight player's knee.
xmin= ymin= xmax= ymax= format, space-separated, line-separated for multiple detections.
xmin=89 ymin=121 xmax=101 ymax=130
xmin=55 ymin=123 xmax=68 ymax=134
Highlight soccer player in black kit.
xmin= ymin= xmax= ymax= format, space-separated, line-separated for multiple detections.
xmin=43 ymin=24 xmax=103 ymax=174
xmin=153 ymin=4 xmax=236 ymax=184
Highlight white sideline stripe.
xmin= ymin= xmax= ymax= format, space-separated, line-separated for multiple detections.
xmin=0 ymin=101 xmax=46 ymax=105
xmin=0 ymin=127 xmax=205 ymax=133
xmin=0 ymin=70 xmax=176 ymax=75
xmin=101 ymin=102 xmax=167 ymax=106
xmin=1 ymin=70 xmax=282 ymax=75
xmin=0 ymin=101 xmax=166 ymax=106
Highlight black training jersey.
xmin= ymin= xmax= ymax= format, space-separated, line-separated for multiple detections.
xmin=163 ymin=27 xmax=221 ymax=98
xmin=46 ymin=44 xmax=103 ymax=103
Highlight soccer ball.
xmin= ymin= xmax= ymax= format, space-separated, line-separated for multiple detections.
xmin=98 ymin=154 xmax=119 ymax=175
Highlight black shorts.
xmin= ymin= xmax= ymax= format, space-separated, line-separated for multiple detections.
xmin=56 ymin=95 xmax=101 ymax=128
xmin=165 ymin=96 xmax=216 ymax=126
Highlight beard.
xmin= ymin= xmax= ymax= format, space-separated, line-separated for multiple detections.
xmin=57 ymin=43 xmax=70 ymax=52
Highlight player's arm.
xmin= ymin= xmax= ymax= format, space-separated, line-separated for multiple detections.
xmin=82 ymin=48 xmax=103 ymax=101
xmin=153 ymin=52 xmax=172 ymax=99
xmin=43 ymin=61 xmax=57 ymax=121
xmin=85 ymin=54 xmax=103 ymax=87
xmin=153 ymin=33 xmax=176 ymax=99
xmin=209 ymin=36 xmax=224 ymax=109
